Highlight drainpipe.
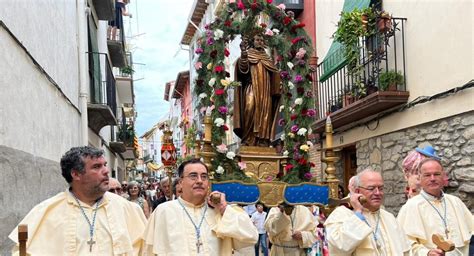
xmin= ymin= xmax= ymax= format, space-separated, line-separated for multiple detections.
xmin=77 ymin=0 xmax=89 ymax=145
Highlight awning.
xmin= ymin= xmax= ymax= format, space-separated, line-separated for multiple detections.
xmin=319 ymin=0 xmax=371 ymax=82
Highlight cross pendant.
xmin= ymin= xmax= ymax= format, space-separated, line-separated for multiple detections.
xmin=87 ymin=237 xmax=96 ymax=252
xmin=196 ymin=239 xmax=203 ymax=253
xmin=445 ymin=228 xmax=449 ymax=239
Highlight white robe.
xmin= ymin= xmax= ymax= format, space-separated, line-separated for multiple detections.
xmin=264 ymin=205 xmax=317 ymax=256
xmin=142 ymin=198 xmax=258 ymax=256
xmin=325 ymin=206 xmax=410 ymax=255
xmin=9 ymin=191 xmax=147 ymax=255
xmin=397 ymin=190 xmax=474 ymax=255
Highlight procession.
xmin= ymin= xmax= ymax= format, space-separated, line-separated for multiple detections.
xmin=1 ymin=0 xmax=473 ymax=255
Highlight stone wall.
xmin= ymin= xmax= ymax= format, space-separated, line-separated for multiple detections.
xmin=0 ymin=146 xmax=67 ymax=255
xmin=355 ymin=111 xmax=474 ymax=214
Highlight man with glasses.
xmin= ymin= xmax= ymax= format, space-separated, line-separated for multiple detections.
xmin=143 ymin=158 xmax=258 ymax=255
xmin=324 ymin=169 xmax=411 ymax=255
xmin=108 ymin=178 xmax=123 ymax=194
xmin=397 ymin=158 xmax=473 ymax=256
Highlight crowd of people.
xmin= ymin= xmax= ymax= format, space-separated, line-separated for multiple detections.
xmin=7 ymin=145 xmax=473 ymax=255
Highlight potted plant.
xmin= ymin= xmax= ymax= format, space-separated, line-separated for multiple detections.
xmin=120 ymin=65 xmax=135 ymax=76
xmin=377 ymin=11 xmax=392 ymax=33
xmin=379 ymin=70 xmax=404 ymax=91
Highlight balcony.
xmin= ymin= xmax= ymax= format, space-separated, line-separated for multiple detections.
xmin=92 ymin=0 xmax=114 ymax=20
xmin=116 ymin=53 xmax=134 ymax=105
xmin=88 ymin=53 xmax=117 ymax=134
xmin=313 ymin=17 xmax=408 ymax=133
xmin=273 ymin=0 xmax=304 ymax=17
xmin=107 ymin=16 xmax=126 ymax=67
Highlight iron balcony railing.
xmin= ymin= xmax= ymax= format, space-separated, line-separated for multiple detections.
xmin=88 ymin=52 xmax=117 ymax=117
xmin=316 ymin=17 xmax=407 ymax=119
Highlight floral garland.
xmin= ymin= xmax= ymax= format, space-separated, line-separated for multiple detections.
xmin=193 ymin=0 xmax=316 ymax=184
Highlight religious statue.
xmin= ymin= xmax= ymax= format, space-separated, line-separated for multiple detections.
xmin=233 ymin=33 xmax=281 ymax=147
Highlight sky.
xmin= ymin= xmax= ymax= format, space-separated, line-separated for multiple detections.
xmin=125 ymin=0 xmax=195 ymax=136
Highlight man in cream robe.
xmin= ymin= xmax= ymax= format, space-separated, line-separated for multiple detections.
xmin=143 ymin=158 xmax=258 ymax=255
xmin=8 ymin=146 xmax=147 ymax=255
xmin=264 ymin=205 xmax=317 ymax=255
xmin=325 ymin=169 xmax=411 ymax=255
xmin=397 ymin=158 xmax=473 ymax=255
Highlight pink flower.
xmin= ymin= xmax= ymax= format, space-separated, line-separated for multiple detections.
xmin=265 ymin=29 xmax=274 ymax=36
xmin=195 ymin=48 xmax=204 ymax=54
xmin=304 ymin=172 xmax=313 ymax=180
xmin=218 ymin=106 xmax=228 ymax=114
xmin=295 ymin=48 xmax=306 ymax=59
xmin=238 ymin=161 xmax=247 ymax=170
xmin=216 ymin=143 xmax=228 ymax=153
xmin=291 ymin=125 xmax=299 ymax=132
xmin=277 ymin=3 xmax=286 ymax=10
xmin=307 ymin=109 xmax=316 ymax=117
xmin=194 ymin=62 xmax=202 ymax=70
xmin=199 ymin=107 xmax=207 ymax=114
xmin=237 ymin=0 xmax=245 ymax=9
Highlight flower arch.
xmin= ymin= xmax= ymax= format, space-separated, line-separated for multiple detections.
xmin=193 ymin=0 xmax=316 ymax=184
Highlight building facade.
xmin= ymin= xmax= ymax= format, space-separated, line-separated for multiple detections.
xmin=315 ymin=0 xmax=473 ymax=213
xmin=0 ymin=0 xmax=138 ymax=253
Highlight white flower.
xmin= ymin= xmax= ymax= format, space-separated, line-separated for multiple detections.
xmin=272 ymin=28 xmax=280 ymax=35
xmin=288 ymin=81 xmax=295 ymax=90
xmin=295 ymin=98 xmax=303 ymax=105
xmin=199 ymin=93 xmax=207 ymax=99
xmin=297 ymin=128 xmax=307 ymax=136
xmin=308 ymin=128 xmax=313 ymax=135
xmin=214 ymin=29 xmax=224 ymax=40
xmin=214 ymin=118 xmax=225 ymax=127
xmin=208 ymin=78 xmax=216 ymax=86
xmin=280 ymin=133 xmax=285 ymax=141
xmin=277 ymin=4 xmax=286 ymax=10
xmin=287 ymin=62 xmax=294 ymax=69
xmin=283 ymin=150 xmax=289 ymax=156
xmin=226 ymin=151 xmax=236 ymax=160
xmin=279 ymin=105 xmax=285 ymax=112
xmin=216 ymin=165 xmax=225 ymax=174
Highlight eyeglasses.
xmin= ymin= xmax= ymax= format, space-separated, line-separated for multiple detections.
xmin=182 ymin=173 xmax=209 ymax=181
xmin=109 ymin=187 xmax=122 ymax=193
xmin=358 ymin=186 xmax=384 ymax=192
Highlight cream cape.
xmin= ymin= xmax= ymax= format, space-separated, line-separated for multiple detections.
xmin=397 ymin=191 xmax=474 ymax=255
xmin=325 ymin=206 xmax=410 ymax=255
xmin=142 ymin=198 xmax=258 ymax=256
xmin=264 ymin=205 xmax=317 ymax=256
xmin=9 ymin=190 xmax=147 ymax=255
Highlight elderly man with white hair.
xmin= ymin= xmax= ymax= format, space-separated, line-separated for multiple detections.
xmin=325 ymin=169 xmax=411 ymax=255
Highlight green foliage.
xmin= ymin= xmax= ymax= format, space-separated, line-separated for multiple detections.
xmin=185 ymin=124 xmax=197 ymax=149
xmin=334 ymin=7 xmax=377 ymax=96
xmin=120 ymin=65 xmax=135 ymax=75
xmin=379 ymin=70 xmax=404 ymax=91
xmin=118 ymin=123 xmax=135 ymax=146
xmin=193 ymin=0 xmax=316 ymax=184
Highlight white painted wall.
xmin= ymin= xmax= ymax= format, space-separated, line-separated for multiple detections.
xmin=0 ymin=0 xmax=80 ymax=107
xmin=316 ymin=0 xmax=474 ymax=147
xmin=0 ymin=1 xmax=82 ymax=161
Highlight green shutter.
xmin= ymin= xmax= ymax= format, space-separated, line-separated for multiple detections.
xmin=319 ymin=0 xmax=371 ymax=82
